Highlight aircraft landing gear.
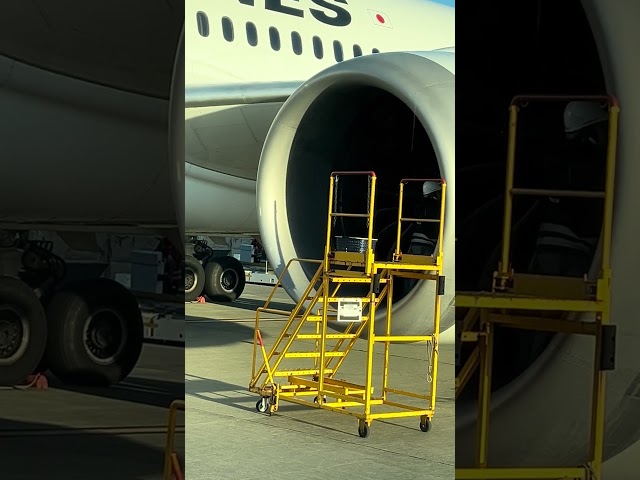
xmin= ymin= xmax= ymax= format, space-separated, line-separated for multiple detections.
xmin=0 ymin=276 xmax=47 ymax=386
xmin=45 ymin=278 xmax=143 ymax=386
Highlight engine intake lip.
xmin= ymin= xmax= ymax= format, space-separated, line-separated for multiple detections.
xmin=257 ymin=51 xmax=455 ymax=337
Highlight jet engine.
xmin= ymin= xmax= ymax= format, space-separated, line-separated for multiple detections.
xmin=455 ymin=0 xmax=640 ymax=470
xmin=256 ymin=51 xmax=455 ymax=338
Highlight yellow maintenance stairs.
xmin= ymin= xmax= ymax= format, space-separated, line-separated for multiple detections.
xmin=249 ymin=171 xmax=447 ymax=437
xmin=455 ymin=95 xmax=619 ymax=479
xmin=163 ymin=400 xmax=184 ymax=480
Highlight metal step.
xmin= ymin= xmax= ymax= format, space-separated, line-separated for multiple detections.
xmin=283 ymin=351 xmax=346 ymax=358
xmin=306 ymin=315 xmax=369 ymax=322
xmin=292 ymin=334 xmax=357 ymax=340
xmin=272 ymin=368 xmax=335 ymax=377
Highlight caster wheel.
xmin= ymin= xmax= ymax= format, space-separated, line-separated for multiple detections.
xmin=358 ymin=422 xmax=370 ymax=438
xmin=420 ymin=417 xmax=432 ymax=433
xmin=313 ymin=395 xmax=327 ymax=404
xmin=256 ymin=398 xmax=270 ymax=413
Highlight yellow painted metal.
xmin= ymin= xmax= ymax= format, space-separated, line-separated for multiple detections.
xmin=289 ymin=375 xmax=370 ymax=394
xmin=384 ymin=387 xmax=430 ymax=401
xmin=249 ymin=173 xmax=446 ymax=436
xmin=456 ymin=293 xmax=605 ymax=312
xmin=374 ymin=335 xmax=432 ymax=342
xmin=382 ymin=276 xmax=393 ymax=401
xmin=271 ymin=368 xmax=335 ymax=377
xmin=510 ymin=187 xmax=605 ymax=198
xmin=284 ymin=351 xmax=346 ymax=358
xmin=489 ymin=313 xmax=598 ymax=335
xmin=294 ymin=333 xmax=357 ymax=340
xmin=455 ymin=94 xmax=619 ymax=480
xmin=163 ymin=400 xmax=185 ymax=480
xmin=256 ymin=329 xmax=275 ymax=386
xmin=322 ymin=401 xmax=370 ymax=408
xmin=476 ymin=311 xmax=493 ymax=469
xmin=461 ymin=332 xmax=480 ymax=342
xmin=455 ymin=346 xmax=479 ymax=399
xmin=369 ymin=409 xmax=432 ymax=419
xmin=455 ymin=467 xmax=588 ymax=479
xmin=377 ymin=263 xmax=440 ymax=272
xmin=497 ymin=103 xmax=519 ymax=285
xmin=251 ymin=257 xmax=322 ymax=383
xmin=325 ymin=296 xmax=372 ymax=303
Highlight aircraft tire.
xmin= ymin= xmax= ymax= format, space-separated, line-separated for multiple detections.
xmin=185 ymin=254 xmax=205 ymax=302
xmin=0 ymin=276 xmax=47 ymax=386
xmin=45 ymin=279 xmax=143 ymax=386
xmin=203 ymin=256 xmax=246 ymax=302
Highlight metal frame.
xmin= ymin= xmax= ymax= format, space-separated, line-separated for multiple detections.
xmin=249 ymin=172 xmax=447 ymax=437
xmin=163 ymin=399 xmax=185 ymax=480
xmin=455 ymin=94 xmax=619 ymax=480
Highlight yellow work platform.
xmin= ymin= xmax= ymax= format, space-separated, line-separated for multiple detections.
xmin=250 ymin=172 xmax=447 ymax=437
xmin=455 ymin=94 xmax=619 ymax=480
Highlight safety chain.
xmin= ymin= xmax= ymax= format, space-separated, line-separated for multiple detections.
xmin=427 ymin=337 xmax=438 ymax=383
xmin=581 ymin=463 xmax=596 ymax=480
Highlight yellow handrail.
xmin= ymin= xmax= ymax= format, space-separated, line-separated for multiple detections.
xmin=395 ymin=178 xmax=446 ymax=263
xmin=497 ymin=94 xmax=619 ymax=288
xmin=163 ymin=400 xmax=185 ymax=480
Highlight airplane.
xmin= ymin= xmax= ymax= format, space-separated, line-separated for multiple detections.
xmin=0 ymin=2 xmax=184 ymax=386
xmin=184 ymin=0 xmax=456 ymax=343
xmin=453 ymin=1 xmax=640 ymax=479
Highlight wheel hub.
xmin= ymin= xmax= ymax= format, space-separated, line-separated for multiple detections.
xmin=185 ymin=269 xmax=196 ymax=291
xmin=220 ymin=269 xmax=238 ymax=292
xmin=0 ymin=307 xmax=29 ymax=364
xmin=83 ymin=309 xmax=126 ymax=365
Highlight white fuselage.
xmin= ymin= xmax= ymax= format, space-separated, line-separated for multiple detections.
xmin=0 ymin=2 xmax=181 ymax=233
xmin=184 ymin=0 xmax=455 ymax=234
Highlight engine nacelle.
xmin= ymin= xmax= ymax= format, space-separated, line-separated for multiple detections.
xmin=257 ymin=51 xmax=455 ymax=338
xmin=455 ymin=0 xmax=640 ymax=470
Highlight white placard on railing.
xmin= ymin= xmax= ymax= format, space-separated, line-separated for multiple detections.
xmin=337 ymin=298 xmax=363 ymax=323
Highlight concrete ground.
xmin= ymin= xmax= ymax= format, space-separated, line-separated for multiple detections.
xmin=186 ymin=283 xmax=454 ymax=480
xmin=1 ymin=344 xmax=184 ymax=480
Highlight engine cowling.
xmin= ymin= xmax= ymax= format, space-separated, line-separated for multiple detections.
xmin=454 ymin=0 xmax=640 ymax=471
xmin=257 ymin=51 xmax=455 ymax=339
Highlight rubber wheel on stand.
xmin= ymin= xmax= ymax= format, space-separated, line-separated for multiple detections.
xmin=358 ymin=421 xmax=370 ymax=438
xmin=256 ymin=397 xmax=270 ymax=413
xmin=420 ymin=416 xmax=432 ymax=432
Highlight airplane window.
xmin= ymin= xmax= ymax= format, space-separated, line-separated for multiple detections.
xmin=372 ymin=48 xmax=380 ymax=54
xmin=222 ymin=17 xmax=234 ymax=42
xmin=333 ymin=41 xmax=344 ymax=62
xmin=353 ymin=44 xmax=363 ymax=57
xmin=312 ymin=36 xmax=323 ymax=60
xmin=269 ymin=27 xmax=281 ymax=51
xmin=196 ymin=12 xmax=209 ymax=38
xmin=291 ymin=31 xmax=303 ymax=55
xmin=246 ymin=22 xmax=258 ymax=47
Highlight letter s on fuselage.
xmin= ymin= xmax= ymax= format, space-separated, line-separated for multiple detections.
xmin=238 ymin=0 xmax=352 ymax=27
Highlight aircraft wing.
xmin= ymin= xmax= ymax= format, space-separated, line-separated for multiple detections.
xmin=185 ymin=81 xmax=304 ymax=108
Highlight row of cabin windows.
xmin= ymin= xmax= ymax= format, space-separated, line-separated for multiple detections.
xmin=196 ymin=11 xmax=380 ymax=62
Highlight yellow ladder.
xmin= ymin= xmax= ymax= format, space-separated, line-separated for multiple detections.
xmin=250 ymin=171 xmax=447 ymax=438
xmin=455 ymin=94 xmax=620 ymax=480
